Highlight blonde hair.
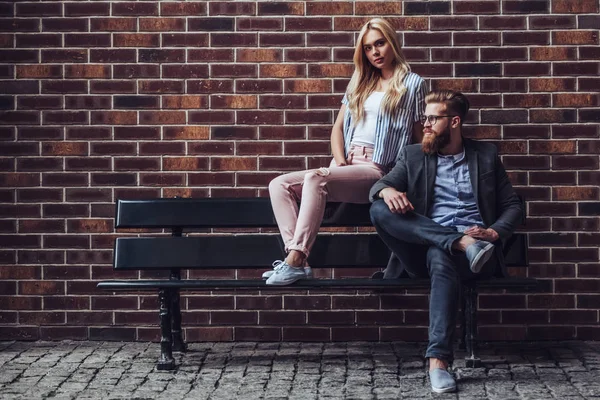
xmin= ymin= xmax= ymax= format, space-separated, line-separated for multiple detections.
xmin=346 ymin=18 xmax=411 ymax=123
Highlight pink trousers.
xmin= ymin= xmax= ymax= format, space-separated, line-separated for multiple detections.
xmin=268 ymin=145 xmax=384 ymax=257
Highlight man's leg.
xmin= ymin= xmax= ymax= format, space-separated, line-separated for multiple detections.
xmin=424 ymin=246 xmax=461 ymax=393
xmin=425 ymin=247 xmax=497 ymax=362
xmin=370 ymin=200 xmax=495 ymax=273
xmin=425 ymin=247 xmax=460 ymax=363
xmin=370 ymin=200 xmax=464 ymax=255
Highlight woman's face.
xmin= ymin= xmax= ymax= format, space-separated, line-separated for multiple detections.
xmin=362 ymin=29 xmax=394 ymax=71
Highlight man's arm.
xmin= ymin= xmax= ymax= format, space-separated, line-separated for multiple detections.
xmin=488 ymin=155 xmax=523 ymax=241
xmin=369 ymin=147 xmax=409 ymax=202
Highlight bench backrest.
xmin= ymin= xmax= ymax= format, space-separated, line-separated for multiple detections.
xmin=113 ymin=198 xmax=528 ymax=272
xmin=116 ymin=199 xmax=373 ymax=228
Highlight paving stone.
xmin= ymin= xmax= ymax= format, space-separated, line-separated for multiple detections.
xmin=0 ymin=341 xmax=599 ymax=399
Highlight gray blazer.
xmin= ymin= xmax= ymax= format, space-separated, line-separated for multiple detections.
xmin=369 ymin=138 xmax=524 ymax=277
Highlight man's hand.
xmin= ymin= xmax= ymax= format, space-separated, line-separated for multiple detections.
xmin=379 ymin=187 xmax=414 ymax=214
xmin=464 ymin=226 xmax=499 ymax=242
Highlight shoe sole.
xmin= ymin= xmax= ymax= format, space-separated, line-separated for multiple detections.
xmin=263 ymin=269 xmax=311 ymax=280
xmin=431 ymin=385 xmax=457 ymax=394
xmin=265 ymin=276 xmax=305 ymax=286
xmin=470 ymin=242 xmax=494 ymax=273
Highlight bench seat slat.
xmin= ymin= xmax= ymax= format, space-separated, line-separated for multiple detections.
xmin=97 ymin=278 xmax=539 ymax=291
xmin=114 ymin=234 xmax=391 ymax=270
xmin=116 ymin=199 xmax=374 ymax=229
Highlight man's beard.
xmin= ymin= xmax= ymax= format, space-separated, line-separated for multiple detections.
xmin=422 ymin=126 xmax=451 ymax=155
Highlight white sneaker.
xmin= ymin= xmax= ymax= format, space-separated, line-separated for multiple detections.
xmin=265 ymin=262 xmax=307 ymax=286
xmin=465 ymin=240 xmax=495 ymax=274
xmin=262 ymin=261 xmax=312 ymax=280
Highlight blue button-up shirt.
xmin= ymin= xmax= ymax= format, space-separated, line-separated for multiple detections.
xmin=428 ymin=150 xmax=484 ymax=232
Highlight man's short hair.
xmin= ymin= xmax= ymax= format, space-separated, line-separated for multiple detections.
xmin=425 ymin=90 xmax=470 ymax=124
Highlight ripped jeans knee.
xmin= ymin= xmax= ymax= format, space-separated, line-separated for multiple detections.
xmin=314 ymin=167 xmax=330 ymax=177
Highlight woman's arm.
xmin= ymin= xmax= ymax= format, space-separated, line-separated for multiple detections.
xmin=330 ymin=104 xmax=348 ymax=166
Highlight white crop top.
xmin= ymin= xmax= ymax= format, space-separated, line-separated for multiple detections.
xmin=351 ymin=91 xmax=385 ymax=147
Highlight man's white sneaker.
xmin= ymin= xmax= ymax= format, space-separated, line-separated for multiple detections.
xmin=262 ymin=261 xmax=312 ymax=280
xmin=265 ymin=262 xmax=307 ymax=286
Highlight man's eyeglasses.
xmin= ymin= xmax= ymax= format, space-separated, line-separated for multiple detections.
xmin=419 ymin=115 xmax=457 ymax=126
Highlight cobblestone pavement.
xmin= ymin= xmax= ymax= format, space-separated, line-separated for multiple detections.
xmin=0 ymin=341 xmax=599 ymax=399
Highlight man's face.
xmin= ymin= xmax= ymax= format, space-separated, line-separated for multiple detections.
xmin=421 ymin=103 xmax=452 ymax=155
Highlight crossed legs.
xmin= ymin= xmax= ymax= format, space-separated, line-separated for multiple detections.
xmin=370 ymin=200 xmax=497 ymax=363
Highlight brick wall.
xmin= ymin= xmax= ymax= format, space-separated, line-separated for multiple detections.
xmin=1 ymin=1 xmax=599 ymax=342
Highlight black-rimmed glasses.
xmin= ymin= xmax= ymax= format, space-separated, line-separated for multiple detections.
xmin=419 ymin=115 xmax=457 ymax=126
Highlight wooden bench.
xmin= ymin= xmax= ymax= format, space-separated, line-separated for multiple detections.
xmin=98 ymin=197 xmax=535 ymax=370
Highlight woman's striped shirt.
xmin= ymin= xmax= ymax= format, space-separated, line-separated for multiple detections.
xmin=342 ymin=72 xmax=427 ymax=168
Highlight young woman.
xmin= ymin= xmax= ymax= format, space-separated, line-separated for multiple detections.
xmin=264 ymin=18 xmax=427 ymax=285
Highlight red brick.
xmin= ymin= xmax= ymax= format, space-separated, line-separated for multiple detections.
xmin=20 ymin=162 xmax=64 ymax=178
xmin=433 ymin=48 xmax=479 ymax=62
xmin=18 ymin=96 xmax=64 ymax=110
xmin=237 ymin=142 xmax=282 ymax=156
xmin=260 ymin=64 xmax=305 ymax=78
xmin=65 ymin=96 xmax=110 ymax=111
xmin=308 ymin=2 xmax=352 ymax=15
xmin=554 ymin=93 xmax=599 ymax=107
xmin=0 ymin=49 xmax=39 ymax=63
xmin=138 ymin=49 xmax=184 ymax=63
xmin=237 ymin=111 xmax=283 ymax=125
xmin=91 ymin=18 xmax=136 ymax=31
xmin=16 ymin=3 xmax=61 ymax=16
xmin=236 ymin=172 xmax=279 ymax=187
xmin=90 ymin=327 xmax=136 ymax=341
xmin=286 ymin=111 xmax=332 ymax=125
xmin=551 ymin=310 xmax=597 ymax=324
xmin=90 ymin=49 xmax=135 ymax=63
xmin=189 ymin=111 xmax=235 ymax=125
xmin=113 ymin=2 xmax=158 ymax=16
xmin=529 ymin=78 xmax=575 ymax=92
xmin=553 ymin=0 xmax=598 ymax=12
xmin=258 ymin=2 xmax=304 ymax=15
xmin=188 ymin=79 xmax=234 ymax=94
xmin=503 ymin=94 xmax=550 ymax=108
xmin=113 ymin=33 xmax=159 ymax=47
xmin=211 ymin=157 xmax=257 ymax=171
xmin=236 ymin=79 xmax=281 ymax=93
xmin=91 ymin=111 xmax=137 ymax=125
xmin=285 ymin=80 xmax=331 ymax=93
xmin=188 ymin=173 xmax=234 ymax=186
xmin=553 ymin=30 xmax=599 ymax=45
xmin=64 ymin=188 xmax=112 ymax=203
xmin=0 ymin=327 xmax=39 ymax=340
xmin=186 ymin=327 xmax=232 ymax=341
xmin=480 ymin=16 xmax=526 ymax=29
xmin=20 ymin=311 xmax=65 ymax=325
xmin=19 ymin=281 xmax=64 ymax=295
xmin=307 ymin=32 xmax=354 ymax=46
xmin=260 ymin=95 xmax=306 ymax=110
xmin=161 ymin=2 xmax=207 ymax=16
xmin=211 ymin=33 xmax=257 ymax=47
xmin=237 ymin=17 xmax=283 ymax=31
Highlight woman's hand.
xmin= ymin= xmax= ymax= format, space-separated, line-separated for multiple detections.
xmin=334 ymin=157 xmax=352 ymax=166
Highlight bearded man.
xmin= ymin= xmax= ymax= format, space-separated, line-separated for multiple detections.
xmin=369 ymin=90 xmax=523 ymax=393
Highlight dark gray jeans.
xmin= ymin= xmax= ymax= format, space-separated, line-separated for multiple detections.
xmin=370 ymin=200 xmax=497 ymax=362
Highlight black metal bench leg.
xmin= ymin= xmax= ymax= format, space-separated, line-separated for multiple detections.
xmin=171 ymin=289 xmax=187 ymax=352
xmin=458 ymin=287 xmax=466 ymax=350
xmin=464 ymin=285 xmax=481 ymax=368
xmin=158 ymin=289 xmax=176 ymax=370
